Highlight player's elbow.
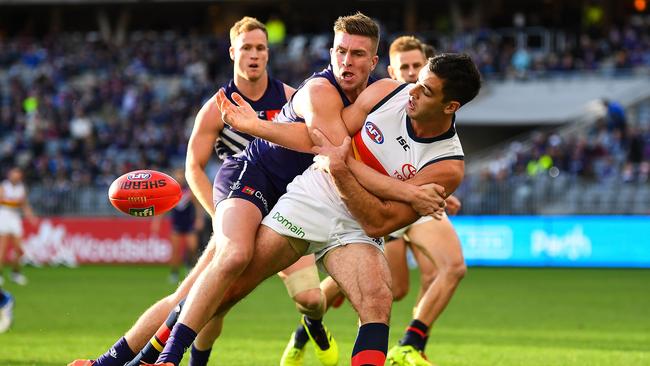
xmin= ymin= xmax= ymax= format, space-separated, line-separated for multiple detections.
xmin=360 ymin=222 xmax=386 ymax=239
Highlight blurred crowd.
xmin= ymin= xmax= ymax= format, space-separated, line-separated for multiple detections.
xmin=447 ymin=16 xmax=650 ymax=79
xmin=456 ymin=98 xmax=650 ymax=214
xmin=481 ymin=100 xmax=650 ymax=184
xmin=1 ymin=16 xmax=650 ymax=193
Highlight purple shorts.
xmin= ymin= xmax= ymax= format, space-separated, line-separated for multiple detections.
xmin=212 ymin=156 xmax=284 ymax=216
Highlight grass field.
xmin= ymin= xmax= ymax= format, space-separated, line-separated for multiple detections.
xmin=0 ymin=265 xmax=649 ymax=366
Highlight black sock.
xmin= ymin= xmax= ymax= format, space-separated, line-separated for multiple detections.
xmin=399 ymin=319 xmax=429 ymax=351
xmin=293 ymin=323 xmax=310 ymax=349
xmin=303 ymin=315 xmax=330 ymax=350
xmin=351 ymin=323 xmax=389 ymax=366
xmin=188 ymin=344 xmax=212 ymax=366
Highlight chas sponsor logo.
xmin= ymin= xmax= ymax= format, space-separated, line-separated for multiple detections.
xmin=242 ymin=186 xmax=268 ymax=212
xmin=120 ymin=180 xmax=167 ymax=190
xmin=364 ymin=121 xmax=384 ymax=144
xmin=272 ymin=211 xmax=305 ymax=238
xmin=127 ymin=172 xmax=151 ymax=181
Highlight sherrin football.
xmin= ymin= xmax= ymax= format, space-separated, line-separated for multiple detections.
xmin=108 ymin=170 xmax=182 ymax=217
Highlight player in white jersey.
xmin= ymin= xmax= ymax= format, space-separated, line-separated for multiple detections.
xmin=321 ymin=35 xmax=468 ymax=366
xmin=383 ymin=36 xmax=468 ymax=366
xmin=262 ymin=81 xmax=463 ymax=259
xmin=212 ymin=53 xmax=481 ymax=366
xmin=0 ymin=167 xmax=36 ymax=286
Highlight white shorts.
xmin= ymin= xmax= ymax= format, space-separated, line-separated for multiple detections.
xmin=0 ymin=210 xmax=23 ymax=236
xmin=261 ymin=165 xmax=384 ymax=263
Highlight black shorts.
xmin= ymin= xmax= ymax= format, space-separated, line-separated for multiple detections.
xmin=212 ymin=156 xmax=283 ymax=217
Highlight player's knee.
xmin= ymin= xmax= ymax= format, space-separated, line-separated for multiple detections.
xmin=214 ymin=242 xmax=254 ymax=276
xmin=294 ymin=288 xmax=325 ymax=318
xmin=442 ymin=260 xmax=466 ymax=284
xmin=392 ymin=281 xmax=409 ymax=301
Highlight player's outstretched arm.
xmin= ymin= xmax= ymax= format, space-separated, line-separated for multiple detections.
xmin=217 ymin=89 xmax=315 ymax=153
xmin=186 ymin=92 xmax=224 ymax=217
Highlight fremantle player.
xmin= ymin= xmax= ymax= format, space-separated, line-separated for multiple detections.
xmin=154 ymin=54 xmax=480 ymax=366
xmin=148 ymin=12 xmax=392 ymax=366
xmin=68 ymin=16 xmax=329 ymax=366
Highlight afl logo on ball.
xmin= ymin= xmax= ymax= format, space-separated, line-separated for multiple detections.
xmin=364 ymin=121 xmax=384 ymax=144
xmin=127 ymin=172 xmax=152 ymax=181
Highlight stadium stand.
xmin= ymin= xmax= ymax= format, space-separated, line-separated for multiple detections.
xmin=1 ymin=10 xmax=650 ymax=215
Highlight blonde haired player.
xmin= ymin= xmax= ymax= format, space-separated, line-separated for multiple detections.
xmin=69 ymin=16 xmax=335 ymax=366
xmin=0 ymin=167 xmax=36 ymax=286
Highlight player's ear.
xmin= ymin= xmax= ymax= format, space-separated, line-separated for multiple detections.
xmin=444 ymin=101 xmax=461 ymax=114
xmin=229 ymin=46 xmax=235 ymax=61
xmin=387 ymin=65 xmax=396 ymax=80
xmin=370 ymin=55 xmax=379 ymax=71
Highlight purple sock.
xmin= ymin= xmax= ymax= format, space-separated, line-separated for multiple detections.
xmin=188 ymin=344 xmax=212 ymax=366
xmin=157 ymin=322 xmax=197 ymax=365
xmin=95 ymin=337 xmax=135 ymax=366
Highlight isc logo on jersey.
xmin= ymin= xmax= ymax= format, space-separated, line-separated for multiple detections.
xmin=364 ymin=121 xmax=384 ymax=144
xmin=127 ymin=172 xmax=151 ymax=181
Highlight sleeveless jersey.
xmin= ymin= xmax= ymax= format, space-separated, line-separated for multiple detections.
xmin=0 ymin=180 xmax=26 ymax=213
xmin=352 ymin=83 xmax=464 ymax=179
xmin=240 ymin=65 xmax=377 ymax=192
xmin=214 ymin=76 xmax=287 ymax=160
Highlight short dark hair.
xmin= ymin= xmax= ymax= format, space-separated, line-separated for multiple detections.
xmin=427 ymin=53 xmax=481 ymax=107
xmin=422 ymin=44 xmax=436 ymax=59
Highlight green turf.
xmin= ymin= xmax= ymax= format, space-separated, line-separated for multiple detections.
xmin=0 ymin=266 xmax=649 ymax=365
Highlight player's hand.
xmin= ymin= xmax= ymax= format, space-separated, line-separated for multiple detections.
xmin=311 ymin=129 xmax=350 ymax=173
xmin=411 ymin=183 xmax=447 ymax=219
xmin=216 ymin=89 xmax=260 ymax=133
xmin=445 ymin=195 xmax=462 ymax=215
